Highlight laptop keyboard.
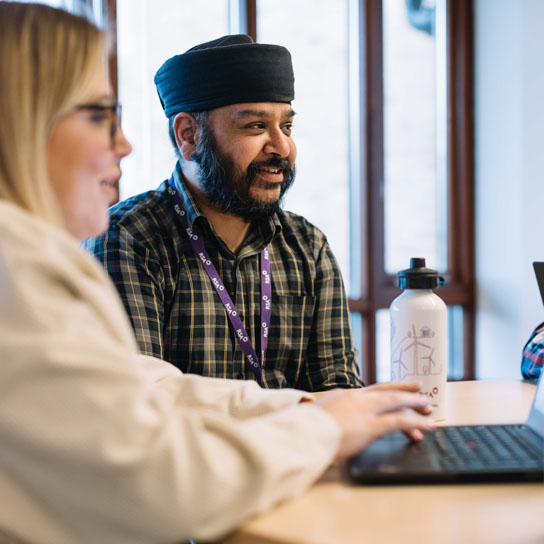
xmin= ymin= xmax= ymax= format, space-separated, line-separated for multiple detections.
xmin=430 ymin=425 xmax=544 ymax=472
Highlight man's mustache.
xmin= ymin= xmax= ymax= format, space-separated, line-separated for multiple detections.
xmin=247 ymin=158 xmax=293 ymax=182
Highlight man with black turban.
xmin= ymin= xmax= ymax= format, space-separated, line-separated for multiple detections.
xmin=84 ymin=35 xmax=362 ymax=392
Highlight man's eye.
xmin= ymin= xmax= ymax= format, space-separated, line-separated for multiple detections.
xmin=282 ymin=124 xmax=293 ymax=135
xmin=246 ymin=123 xmax=265 ymax=130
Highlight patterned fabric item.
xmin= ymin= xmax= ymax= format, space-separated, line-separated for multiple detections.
xmin=521 ymin=322 xmax=544 ymax=382
xmin=83 ymin=169 xmax=362 ymax=392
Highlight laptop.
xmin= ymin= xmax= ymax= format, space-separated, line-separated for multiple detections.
xmin=533 ymin=262 xmax=544 ymax=304
xmin=347 ymin=375 xmax=543 ymax=484
xmin=347 ymin=264 xmax=544 ymax=485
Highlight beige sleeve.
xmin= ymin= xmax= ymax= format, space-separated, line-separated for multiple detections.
xmin=0 ymin=217 xmax=340 ymax=543
xmin=138 ymin=353 xmax=315 ymax=418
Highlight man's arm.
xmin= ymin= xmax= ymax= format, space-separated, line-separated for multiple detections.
xmin=521 ymin=322 xmax=544 ymax=381
xmin=83 ymin=226 xmax=166 ymax=360
xmin=298 ymin=241 xmax=363 ymax=391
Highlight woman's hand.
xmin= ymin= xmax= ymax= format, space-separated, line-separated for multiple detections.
xmin=315 ymin=382 xmax=435 ymax=460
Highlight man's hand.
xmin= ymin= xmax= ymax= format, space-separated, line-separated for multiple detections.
xmin=315 ymin=382 xmax=435 ymax=460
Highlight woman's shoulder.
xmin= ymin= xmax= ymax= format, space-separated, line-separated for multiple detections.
xmin=0 ymin=201 xmax=138 ymax=348
xmin=0 ymin=201 xmax=112 ymax=288
xmin=0 ymin=201 xmax=80 ymax=263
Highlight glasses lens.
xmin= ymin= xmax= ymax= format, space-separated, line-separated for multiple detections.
xmin=74 ymin=102 xmax=122 ymax=149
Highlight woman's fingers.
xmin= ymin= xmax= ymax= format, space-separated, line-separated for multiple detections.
xmin=318 ymin=389 xmax=437 ymax=459
xmin=362 ymin=390 xmax=432 ymax=415
xmin=407 ymin=428 xmax=425 ymax=442
xmin=365 ymin=381 xmax=422 ymax=393
xmin=374 ymin=409 xmax=436 ymax=440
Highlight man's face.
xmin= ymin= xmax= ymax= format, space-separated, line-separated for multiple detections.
xmin=191 ymin=102 xmax=297 ymax=222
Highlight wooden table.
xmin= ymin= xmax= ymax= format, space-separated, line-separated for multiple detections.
xmin=226 ymin=380 xmax=544 ymax=544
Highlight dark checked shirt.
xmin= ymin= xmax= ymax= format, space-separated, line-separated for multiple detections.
xmin=83 ymin=168 xmax=362 ymax=391
xmin=521 ymin=322 xmax=544 ymax=382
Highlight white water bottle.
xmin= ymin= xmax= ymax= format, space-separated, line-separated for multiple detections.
xmin=390 ymin=258 xmax=447 ymax=421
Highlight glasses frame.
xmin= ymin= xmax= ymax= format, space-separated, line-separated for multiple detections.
xmin=73 ymin=102 xmax=123 ymax=149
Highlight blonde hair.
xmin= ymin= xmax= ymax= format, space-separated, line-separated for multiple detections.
xmin=0 ymin=2 xmax=106 ymax=226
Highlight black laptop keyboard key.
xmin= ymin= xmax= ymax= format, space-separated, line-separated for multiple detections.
xmin=430 ymin=425 xmax=543 ymax=472
xmin=489 ymin=425 xmax=543 ymax=461
xmin=502 ymin=425 xmax=544 ymax=458
xmin=471 ymin=427 xmax=517 ymax=461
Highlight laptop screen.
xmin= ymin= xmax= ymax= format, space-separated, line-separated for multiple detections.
xmin=533 ymin=262 xmax=544 ymax=307
xmin=527 ymin=261 xmax=544 ymax=436
xmin=526 ymin=374 xmax=544 ymax=436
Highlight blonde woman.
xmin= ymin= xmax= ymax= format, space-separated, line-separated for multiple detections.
xmin=0 ymin=3 xmax=434 ymax=543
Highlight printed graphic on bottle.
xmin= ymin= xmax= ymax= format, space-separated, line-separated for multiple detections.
xmin=391 ymin=324 xmax=443 ymax=381
xmin=390 ymin=314 xmax=447 ymax=421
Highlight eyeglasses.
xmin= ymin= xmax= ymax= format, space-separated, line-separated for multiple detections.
xmin=73 ymin=102 xmax=123 ymax=149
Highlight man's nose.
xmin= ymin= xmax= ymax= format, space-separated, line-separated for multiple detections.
xmin=263 ymin=128 xmax=291 ymax=157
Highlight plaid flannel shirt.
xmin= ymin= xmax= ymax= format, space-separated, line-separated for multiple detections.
xmin=521 ymin=322 xmax=544 ymax=382
xmin=83 ymin=169 xmax=362 ymax=391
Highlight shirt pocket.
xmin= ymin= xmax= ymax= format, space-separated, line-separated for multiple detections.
xmin=265 ymin=294 xmax=316 ymax=384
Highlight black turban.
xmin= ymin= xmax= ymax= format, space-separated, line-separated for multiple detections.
xmin=154 ymin=34 xmax=295 ymax=117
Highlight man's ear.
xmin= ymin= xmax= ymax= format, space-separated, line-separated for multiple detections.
xmin=173 ymin=112 xmax=198 ymax=161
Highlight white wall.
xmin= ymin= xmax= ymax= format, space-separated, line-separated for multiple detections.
xmin=475 ymin=0 xmax=544 ymax=378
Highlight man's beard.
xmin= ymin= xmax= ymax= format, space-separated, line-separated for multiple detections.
xmin=190 ymin=123 xmax=295 ymax=223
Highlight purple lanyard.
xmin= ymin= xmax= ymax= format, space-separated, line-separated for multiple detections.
xmin=167 ymin=178 xmax=271 ymax=386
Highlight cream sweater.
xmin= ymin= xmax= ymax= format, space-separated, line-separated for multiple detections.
xmin=0 ymin=202 xmax=340 ymax=544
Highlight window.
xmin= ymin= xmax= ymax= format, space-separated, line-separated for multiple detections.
xmin=354 ymin=0 xmax=474 ymax=383
xmin=257 ymin=0 xmax=351 ymax=288
xmin=22 ymin=0 xmax=105 ymax=27
xmin=115 ymin=0 xmax=228 ymax=199
xmin=107 ymin=0 xmax=474 ymax=383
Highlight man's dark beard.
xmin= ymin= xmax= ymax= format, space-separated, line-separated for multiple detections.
xmin=190 ymin=122 xmax=295 ymax=223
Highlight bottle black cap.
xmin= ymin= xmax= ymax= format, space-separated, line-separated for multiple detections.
xmin=397 ymin=257 xmax=445 ymax=290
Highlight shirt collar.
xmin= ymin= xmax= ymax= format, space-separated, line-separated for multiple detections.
xmin=171 ymin=163 xmax=206 ymax=228
xmin=237 ymin=212 xmax=282 ymax=258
